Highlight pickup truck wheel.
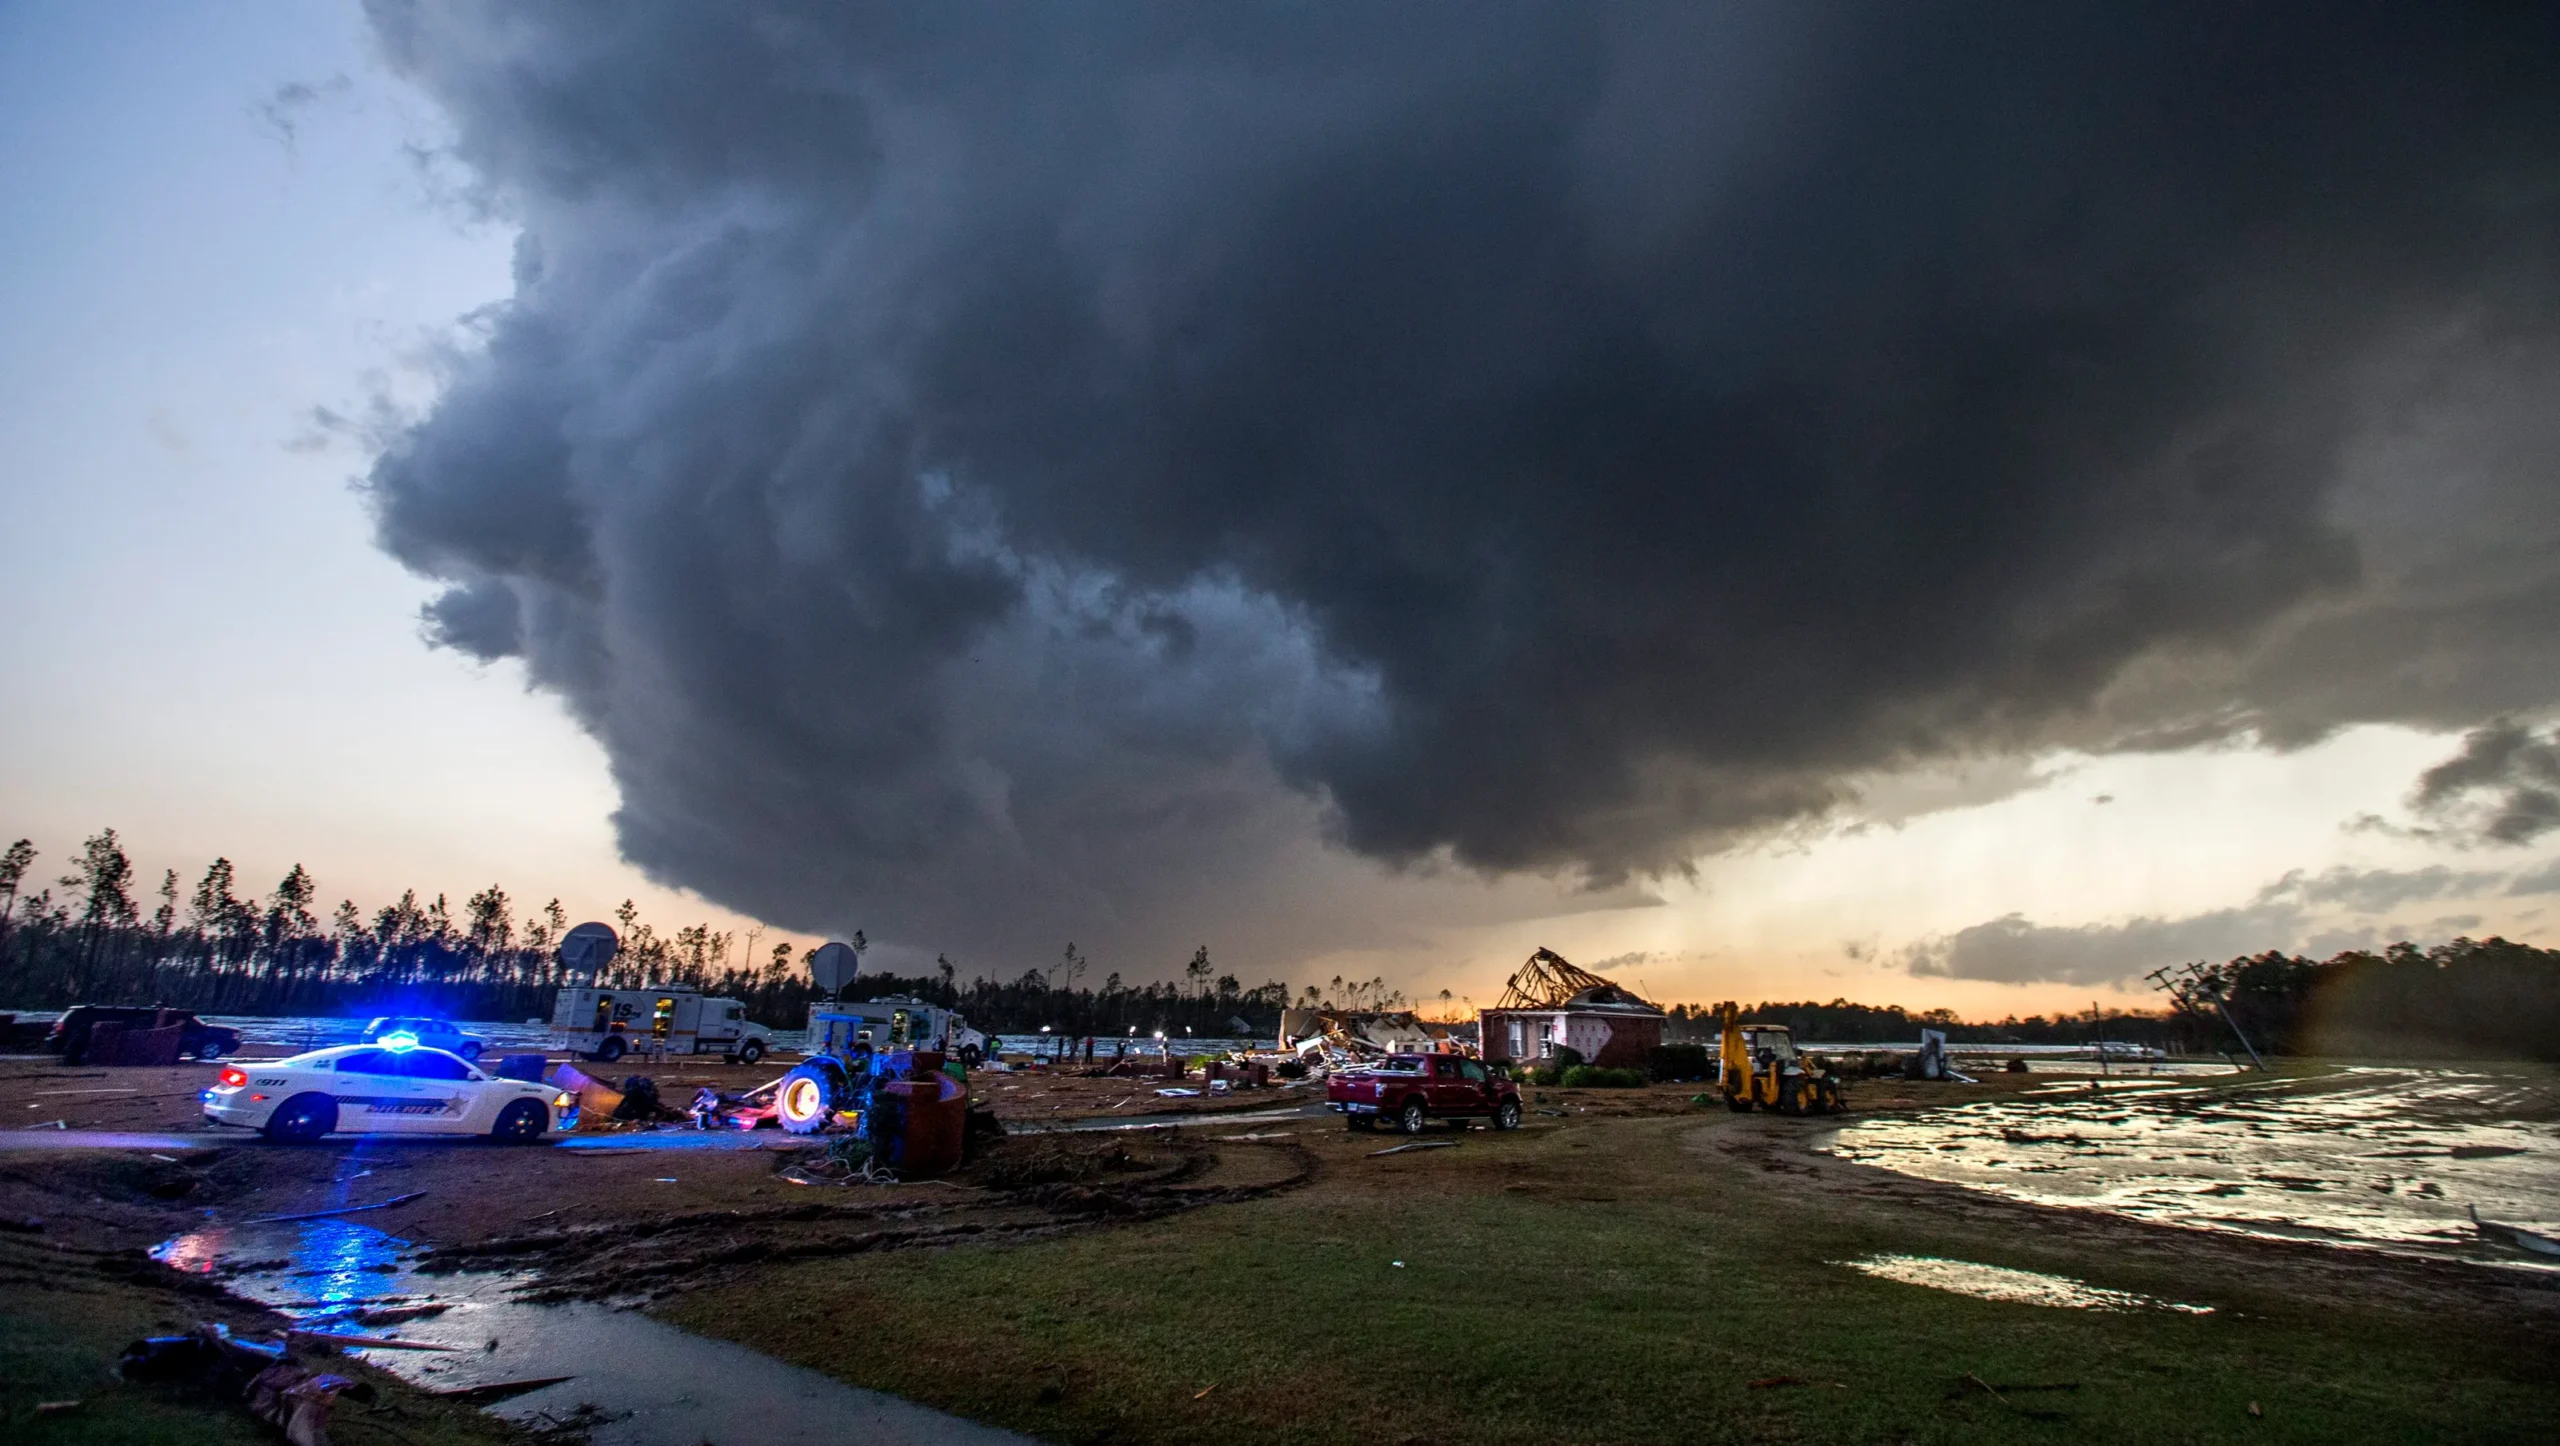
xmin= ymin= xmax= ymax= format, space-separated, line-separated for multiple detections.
xmin=595 ymin=1036 xmax=627 ymax=1064
xmin=736 ymin=1039 xmax=765 ymax=1066
xmin=1493 ymin=1099 xmax=1522 ymax=1130
xmin=1396 ymin=1098 xmax=1427 ymax=1135
xmin=262 ymin=1094 xmax=336 ymax=1143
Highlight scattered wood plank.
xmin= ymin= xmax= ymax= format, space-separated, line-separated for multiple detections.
xmin=1367 ymin=1140 xmax=1457 ymax=1157
xmin=288 ymin=1328 xmax=458 ymax=1351
xmin=430 ymin=1376 xmax=576 ymax=1404
xmin=247 ymin=1191 xmax=425 ymax=1224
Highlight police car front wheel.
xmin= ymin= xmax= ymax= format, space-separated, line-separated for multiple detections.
xmin=491 ymin=1099 xmax=547 ymax=1142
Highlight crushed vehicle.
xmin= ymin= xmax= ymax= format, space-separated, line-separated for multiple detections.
xmin=1327 ymin=1052 xmax=1522 ymax=1133
xmin=550 ymin=985 xmax=773 ymax=1064
xmin=47 ymin=1005 xmax=240 ymax=1064
xmin=201 ymin=1039 xmax=579 ymax=1142
xmin=1715 ymin=1001 xmax=1844 ymax=1115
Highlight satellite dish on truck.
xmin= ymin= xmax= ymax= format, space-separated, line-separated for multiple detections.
xmin=807 ymin=940 xmax=861 ymax=997
xmin=558 ymin=922 xmax=619 ymax=977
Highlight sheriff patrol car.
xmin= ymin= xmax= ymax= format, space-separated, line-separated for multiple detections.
xmin=201 ymin=1039 xmax=576 ymax=1142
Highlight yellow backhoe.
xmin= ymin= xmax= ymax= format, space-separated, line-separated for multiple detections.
xmin=1715 ymin=1001 xmax=1843 ymax=1115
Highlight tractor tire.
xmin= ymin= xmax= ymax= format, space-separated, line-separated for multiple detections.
xmin=736 ymin=1039 xmax=765 ymax=1066
xmin=1396 ymin=1098 xmax=1427 ymax=1135
xmin=263 ymin=1093 xmax=337 ymax=1143
xmin=491 ymin=1099 xmax=547 ymax=1142
xmin=777 ymin=1062 xmax=841 ymax=1135
xmin=1779 ymin=1078 xmax=1806 ymax=1117
xmin=595 ymin=1036 xmax=627 ymax=1064
xmin=1493 ymin=1099 xmax=1522 ymax=1131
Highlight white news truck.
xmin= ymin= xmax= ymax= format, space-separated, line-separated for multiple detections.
xmin=551 ymin=986 xmax=774 ymax=1064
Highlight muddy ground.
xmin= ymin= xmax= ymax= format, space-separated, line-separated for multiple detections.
xmin=0 ymin=1047 xmax=2010 ymax=1275
xmin=7 ymin=1049 xmax=2557 ymax=1442
xmin=0 ymin=1051 xmax=1336 ymax=1290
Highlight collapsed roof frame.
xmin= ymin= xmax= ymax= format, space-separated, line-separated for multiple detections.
xmin=1493 ymin=947 xmax=1634 ymax=1011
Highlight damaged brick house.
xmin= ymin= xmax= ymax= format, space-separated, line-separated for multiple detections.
xmin=1478 ymin=948 xmax=1665 ymax=1070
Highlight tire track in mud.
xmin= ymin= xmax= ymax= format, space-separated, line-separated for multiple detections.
xmin=418 ymin=1132 xmax=1321 ymax=1302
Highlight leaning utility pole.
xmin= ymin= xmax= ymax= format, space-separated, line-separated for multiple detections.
xmin=2144 ymin=962 xmax=2266 ymax=1070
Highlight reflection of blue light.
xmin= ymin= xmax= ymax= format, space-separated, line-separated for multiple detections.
xmin=291 ymin=1220 xmax=413 ymax=1312
xmin=381 ymin=1032 xmax=419 ymax=1051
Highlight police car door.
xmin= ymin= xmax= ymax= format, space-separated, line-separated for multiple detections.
xmin=398 ymin=1049 xmax=482 ymax=1129
xmin=330 ymin=1049 xmax=437 ymax=1132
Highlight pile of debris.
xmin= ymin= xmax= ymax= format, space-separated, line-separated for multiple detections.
xmin=119 ymin=1321 xmax=372 ymax=1446
xmin=1279 ymin=1008 xmax=1461 ymax=1071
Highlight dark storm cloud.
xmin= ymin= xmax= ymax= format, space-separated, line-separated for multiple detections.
xmin=359 ymin=2 xmax=2560 ymax=954
xmin=2412 ymin=721 xmax=2560 ymax=845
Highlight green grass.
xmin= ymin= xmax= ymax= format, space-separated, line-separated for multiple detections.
xmin=661 ymin=1113 xmax=2560 ymax=1445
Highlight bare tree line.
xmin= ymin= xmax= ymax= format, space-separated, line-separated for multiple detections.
xmin=0 ymin=830 xmax=1344 ymax=1035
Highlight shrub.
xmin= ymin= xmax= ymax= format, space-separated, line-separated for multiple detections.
xmin=1560 ymin=1064 xmax=1646 ymax=1088
xmin=1524 ymin=1044 xmax=1587 ymax=1087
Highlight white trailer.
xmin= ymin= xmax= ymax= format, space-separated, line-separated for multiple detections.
xmin=552 ymin=985 xmax=773 ymax=1064
xmin=805 ymin=996 xmax=990 ymax=1066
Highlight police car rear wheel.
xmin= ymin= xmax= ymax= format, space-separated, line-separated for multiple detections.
xmin=264 ymin=1094 xmax=336 ymax=1143
xmin=492 ymin=1099 xmax=546 ymax=1142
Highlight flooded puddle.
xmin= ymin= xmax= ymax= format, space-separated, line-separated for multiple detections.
xmin=1838 ymin=1254 xmax=2211 ymax=1313
xmin=1829 ymin=1067 xmax=2560 ymax=1269
xmin=152 ymin=1217 xmax=1039 ymax=1445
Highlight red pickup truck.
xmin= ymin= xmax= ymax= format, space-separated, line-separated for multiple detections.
xmin=1328 ymin=1054 xmax=1522 ymax=1133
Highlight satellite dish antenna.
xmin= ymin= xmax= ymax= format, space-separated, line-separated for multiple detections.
xmin=807 ymin=940 xmax=861 ymax=998
xmin=558 ymin=921 xmax=619 ymax=978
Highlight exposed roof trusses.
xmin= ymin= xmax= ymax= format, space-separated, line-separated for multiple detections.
xmin=1493 ymin=947 xmax=1626 ymax=1011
